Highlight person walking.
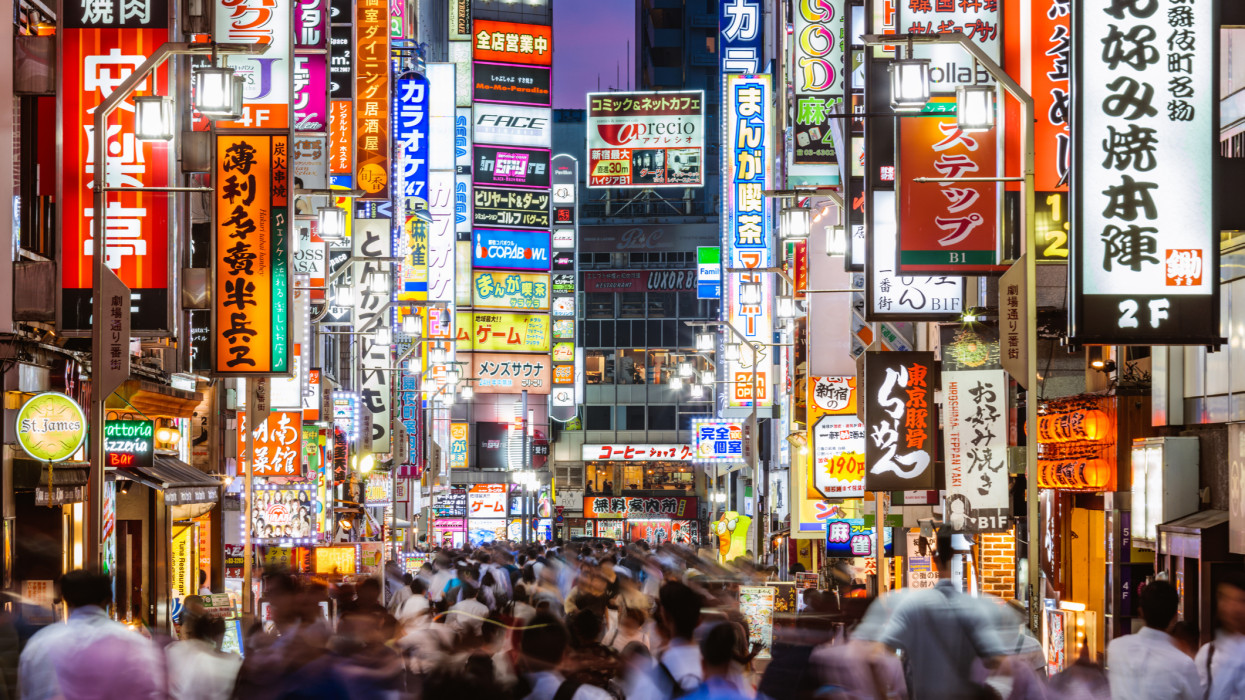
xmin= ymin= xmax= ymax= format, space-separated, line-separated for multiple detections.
xmin=1198 ymin=574 xmax=1245 ymax=700
xmin=1105 ymin=578 xmax=1200 ymax=700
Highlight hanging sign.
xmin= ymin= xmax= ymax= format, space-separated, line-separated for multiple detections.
xmin=1033 ymin=0 xmax=1070 ymax=191
xmin=16 ymin=393 xmax=88 ymax=463
xmin=103 ymin=419 xmax=154 ymax=469
xmin=450 ymin=424 xmax=469 ymax=469
xmin=862 ymin=352 xmax=938 ymax=491
xmin=898 ymin=0 xmax=1000 ymax=93
xmin=1070 ymin=0 xmax=1218 ymax=345
xmin=692 ymin=420 xmax=745 ymax=463
xmin=239 ymin=412 xmax=305 ymax=477
xmin=214 ymin=134 xmax=291 ymax=375
xmin=808 ymin=377 xmax=865 ymax=499
xmin=942 ymin=369 xmax=1010 ymax=532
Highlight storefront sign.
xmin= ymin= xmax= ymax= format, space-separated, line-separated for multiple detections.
xmin=295 ymin=0 xmax=329 ymax=49
xmin=252 ymin=484 xmax=316 ymax=543
xmin=472 ymin=20 xmax=552 ymax=66
xmin=353 ymin=218 xmax=393 ymax=454
xmin=450 ymin=425 xmax=469 ymax=469
xmin=213 ymin=0 xmax=291 ymax=128
xmin=238 ymin=411 xmax=304 ymax=477
xmin=473 ymin=145 xmax=551 ymax=189
xmin=329 ymin=101 xmax=352 ymax=173
xmin=942 ymin=369 xmax=1010 ymax=532
xmin=724 ymin=74 xmax=773 ymax=409
xmin=434 ymin=488 xmax=468 ymax=517
xmin=473 ymin=271 xmax=550 ymax=310
xmin=720 ymin=0 xmax=763 ymax=74
xmin=214 ymin=134 xmax=291 ymax=375
xmin=693 ymin=420 xmax=744 ymax=462
xmin=294 ymin=54 xmax=329 ymax=132
xmin=473 ymin=103 xmax=552 ymax=148
xmin=469 ymin=353 xmax=553 ymax=394
xmin=364 ymin=473 xmax=390 ymax=506
xmin=583 ymin=270 xmax=697 ymax=293
xmin=586 ymin=90 xmax=704 ymax=188
xmin=862 ymin=352 xmax=938 ymax=491
xmin=468 ymin=483 xmax=508 ymax=517
xmin=60 ymin=26 xmax=171 ymax=332
xmin=791 ymin=0 xmax=844 ymax=165
xmin=1070 ymin=0 xmax=1217 ymax=345
xmin=898 ymin=0 xmax=1000 ymax=92
xmin=472 ymin=228 xmax=551 ymax=271
xmin=103 ymin=419 xmax=154 ymax=469
xmin=171 ymin=526 xmax=196 ymax=600
xmin=474 ymin=188 xmax=551 ymax=229
xmin=473 ymin=62 xmax=552 ymax=106
xmin=581 ymin=444 xmax=695 ymax=461
xmin=809 ymin=377 xmax=865 ymax=499
xmin=16 ymin=393 xmax=88 ymax=463
xmin=583 ymin=495 xmax=697 ymax=519
xmin=868 ymin=190 xmax=964 ymax=320
xmin=395 ymin=76 xmax=430 ymax=199
xmin=898 ymin=103 xmax=1000 ymax=273
xmin=1032 ymin=0 xmax=1070 ymax=191
xmin=455 ymin=312 xmax=550 ymax=353
xmin=355 ymin=0 xmax=390 ymax=199
xmin=313 ymin=545 xmax=357 ymax=574
xmin=449 ymin=0 xmax=471 ymax=40
xmin=825 ymin=519 xmax=893 ymax=557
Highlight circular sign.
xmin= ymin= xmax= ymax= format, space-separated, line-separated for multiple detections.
xmin=16 ymin=392 xmax=88 ymax=463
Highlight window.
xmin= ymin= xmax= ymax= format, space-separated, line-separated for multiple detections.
xmin=585 ymin=406 xmax=612 ymax=430
xmin=648 ymin=405 xmax=676 ymax=430
xmin=618 ymin=349 xmax=647 ymax=384
xmin=586 ymin=293 xmax=614 ymax=318
xmin=677 ymin=292 xmax=700 ymax=317
xmin=648 ymin=293 xmax=675 ymax=318
xmin=585 ymin=350 xmax=615 ymax=384
xmin=620 ymin=292 xmax=646 ymax=318
xmin=624 ymin=405 xmax=646 ymax=429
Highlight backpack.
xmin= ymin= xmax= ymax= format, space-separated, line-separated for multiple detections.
xmin=656 ymin=659 xmax=699 ymax=699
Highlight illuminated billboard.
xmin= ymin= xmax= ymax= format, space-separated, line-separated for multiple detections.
xmin=587 ymin=91 xmax=704 ymax=188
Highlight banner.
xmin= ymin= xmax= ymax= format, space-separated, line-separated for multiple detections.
xmin=455 ymin=312 xmax=550 ymax=353
xmin=60 ymin=26 xmax=171 ymax=332
xmin=942 ymin=369 xmax=1010 ymax=532
xmin=472 ymin=271 xmax=550 ymax=310
xmin=862 ymin=352 xmax=938 ymax=491
xmin=1070 ymin=0 xmax=1218 ymax=345
xmin=238 ymin=412 xmax=304 ymax=477
xmin=586 ymin=91 xmax=704 ymax=188
xmin=214 ymin=134 xmax=291 ymax=375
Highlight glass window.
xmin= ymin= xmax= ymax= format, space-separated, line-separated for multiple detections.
xmin=648 ymin=405 xmax=676 ymax=430
xmin=600 ymin=320 xmax=616 ymax=347
xmin=618 ymin=349 xmax=647 ymax=384
xmin=624 ymin=405 xmax=646 ymax=429
xmin=677 ymin=321 xmax=695 ymax=348
xmin=584 ymin=320 xmax=600 ymax=347
xmin=614 ymin=320 xmax=630 ymax=347
xmin=642 ymin=462 xmax=693 ymax=490
xmin=620 ymin=292 xmax=646 ymax=318
xmin=585 ymin=350 xmax=615 ymax=384
xmin=632 ymin=321 xmax=647 ymax=346
xmin=585 ymin=406 xmax=612 ymax=430
xmin=677 ymin=292 xmax=700 ymax=317
xmin=663 ymin=320 xmax=678 ymax=346
xmin=647 ymin=350 xmax=675 ymax=385
xmin=586 ymin=293 xmax=614 ymax=319
xmin=648 ymin=293 xmax=674 ymax=318
xmin=585 ymin=462 xmax=613 ymax=494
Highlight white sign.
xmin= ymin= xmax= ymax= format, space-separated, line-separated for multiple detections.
xmin=428 ymin=171 xmax=456 ymax=303
xmin=1072 ymin=0 xmax=1216 ymax=345
xmin=552 ymin=228 xmax=575 ymax=249
xmin=581 ymin=444 xmax=696 ymax=461
xmin=942 ymin=369 xmax=1010 ymax=532
xmin=812 ymin=414 xmax=866 ymax=498
xmin=898 ymin=1 xmax=1000 ymax=93
xmin=213 ymin=0 xmax=291 ymax=128
xmin=472 ymin=103 xmax=552 ymax=148
xmin=586 ymin=90 xmax=704 ymax=188
xmin=869 ymin=190 xmax=963 ymax=319
xmin=467 ymin=484 xmax=508 ymax=518
xmin=429 ymin=64 xmax=457 ymax=171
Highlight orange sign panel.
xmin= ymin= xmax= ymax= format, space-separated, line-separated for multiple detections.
xmin=472 ymin=20 xmax=552 ymax=66
xmin=238 ymin=411 xmax=304 ymax=477
xmin=355 ymin=0 xmax=390 ymax=199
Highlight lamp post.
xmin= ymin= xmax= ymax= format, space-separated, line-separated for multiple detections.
xmin=86 ymin=40 xmax=265 ymax=599
xmin=862 ymin=32 xmax=1038 ymax=625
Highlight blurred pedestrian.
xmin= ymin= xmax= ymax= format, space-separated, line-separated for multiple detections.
xmin=166 ymin=614 xmax=241 ymax=700
xmin=1105 ymin=578 xmax=1199 ymax=700
xmin=1198 ymin=573 xmax=1245 ymax=700
xmin=680 ymin=622 xmax=751 ymax=700
xmin=514 ymin=611 xmax=612 ymax=700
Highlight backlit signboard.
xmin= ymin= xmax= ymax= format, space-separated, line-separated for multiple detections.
xmin=104 ymin=419 xmax=154 ymax=469
xmin=867 ymin=190 xmax=964 ymax=320
xmin=293 ymin=54 xmax=329 ymax=132
xmin=898 ymin=0 xmax=1000 ymax=93
xmin=473 ymin=145 xmax=551 ymax=189
xmin=1069 ymin=0 xmax=1218 ymax=345
xmin=214 ymin=134 xmax=291 ymax=375
xmin=473 ymin=103 xmax=552 ymax=148
xmin=693 ymin=420 xmax=745 ymax=463
xmin=791 ymin=0 xmax=845 ymax=165
xmin=808 ymin=377 xmax=864 ymax=499
xmin=473 ymin=62 xmax=552 ymax=106
xmin=252 ymin=484 xmax=316 ymax=543
xmin=862 ymin=352 xmax=938 ymax=491
xmin=472 ymin=271 xmax=551 ymax=310
xmin=586 ymin=91 xmax=704 ymax=188
xmin=474 ymin=188 xmax=551 ymax=229
xmin=455 ymin=312 xmax=550 ymax=353
xmin=238 ymin=412 xmax=305 ymax=477
xmin=942 ymin=369 xmax=1010 ymax=532
xmin=355 ymin=0 xmax=390 ymax=199
xmin=214 ymin=0 xmax=292 ymax=128
xmin=468 ymin=484 xmax=508 ymax=517
xmin=468 ymin=353 xmax=553 ymax=394
xmin=472 ymin=228 xmax=551 ymax=271
xmin=472 ymin=20 xmax=552 ymax=66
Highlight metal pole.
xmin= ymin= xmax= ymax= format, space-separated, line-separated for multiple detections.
xmin=875 ymin=491 xmax=887 ymax=593
xmin=521 ymin=390 xmax=529 ymax=544
xmin=750 ymin=348 xmax=761 ymax=561
xmin=242 ymin=387 xmax=256 ymax=618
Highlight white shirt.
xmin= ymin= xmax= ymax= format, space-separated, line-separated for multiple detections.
xmin=396 ymin=593 xmax=431 ymax=627
xmin=1199 ymin=632 xmax=1245 ymax=700
xmin=521 ymin=671 xmax=613 ymax=700
xmin=1107 ymin=626 xmax=1200 ymax=700
xmin=660 ymin=641 xmax=703 ymax=692
xmin=447 ymin=597 xmax=489 ymax=637
xmin=19 ymin=606 xmax=164 ymax=700
xmin=165 ymin=638 xmax=242 ymax=700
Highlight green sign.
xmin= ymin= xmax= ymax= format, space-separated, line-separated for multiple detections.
xmin=104 ymin=420 xmax=154 ymax=469
xmin=16 ymin=392 xmax=87 ymax=463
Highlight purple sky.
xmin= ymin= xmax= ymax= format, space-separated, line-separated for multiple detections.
xmin=553 ymin=0 xmax=637 ymax=108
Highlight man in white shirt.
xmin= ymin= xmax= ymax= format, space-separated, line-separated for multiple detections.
xmin=19 ymin=570 xmax=164 ymax=700
xmin=1106 ymin=578 xmax=1200 ymax=700
xmin=517 ymin=611 xmax=612 ymax=700
xmin=1198 ymin=574 xmax=1245 ymax=700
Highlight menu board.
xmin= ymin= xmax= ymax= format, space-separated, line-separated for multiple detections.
xmin=739 ymin=586 xmax=776 ymax=659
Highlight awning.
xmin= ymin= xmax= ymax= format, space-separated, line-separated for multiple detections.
xmin=121 ymin=457 xmax=220 ymax=506
xmin=12 ymin=458 xmax=89 ymax=490
xmin=106 ymin=379 xmax=203 ymax=418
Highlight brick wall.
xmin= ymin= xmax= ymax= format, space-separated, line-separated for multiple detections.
xmin=980 ymin=531 xmax=1017 ymax=598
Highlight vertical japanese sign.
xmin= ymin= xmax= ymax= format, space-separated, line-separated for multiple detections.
xmin=942 ymin=369 xmax=1010 ymax=532
xmin=1071 ymin=0 xmax=1218 ymax=344
xmin=428 ymin=62 xmax=458 ymax=305
xmin=862 ymin=352 xmax=938 ymax=491
xmin=791 ymin=0 xmax=844 ymax=165
xmin=214 ymin=134 xmax=291 ymax=375
xmin=456 ymin=107 xmax=473 ymax=237
xmin=724 ymin=74 xmax=773 ymax=410
xmin=867 ymin=190 xmax=963 ymax=320
xmin=720 ymin=0 xmax=764 ymax=74
xmin=295 ymin=0 xmax=329 ymax=50
xmin=808 ymin=377 xmax=865 ymax=499
xmin=898 ymin=0 xmax=1000 ymax=93
xmin=898 ymin=104 xmax=1001 ymax=273
xmin=1034 ymin=0 xmax=1070 ymax=191
xmin=294 ymin=55 xmax=329 ymax=132
xmin=550 ymin=155 xmax=578 ymax=422
xmin=238 ymin=411 xmax=304 ymax=476
xmin=450 ymin=423 xmax=469 ymax=468
xmin=396 ymin=75 xmax=430 ymax=302
xmin=214 ymin=0 xmax=292 ymax=128
xmin=59 ymin=23 xmax=171 ymax=332
xmin=471 ymin=20 xmax=552 ymax=66
xmin=355 ymin=0 xmax=390 ymax=199
xmin=353 ymin=218 xmax=392 ymax=453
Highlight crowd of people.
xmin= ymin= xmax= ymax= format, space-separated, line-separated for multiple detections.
xmin=10 ymin=526 xmax=1245 ymax=699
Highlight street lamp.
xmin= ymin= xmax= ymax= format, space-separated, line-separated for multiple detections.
xmin=334 ymin=284 xmax=354 ymax=307
xmin=373 ymin=326 xmax=392 ymax=347
xmin=826 ymin=222 xmax=847 ymax=257
xmin=402 ymin=314 xmax=421 ymax=336
xmin=192 ymin=65 xmax=241 ymax=116
xmin=781 ymin=206 xmax=810 ymax=239
xmin=368 ymin=270 xmax=391 ymax=294
xmin=739 ymin=281 xmax=762 ymax=306
xmin=696 ymin=332 xmax=715 ymax=352
xmin=956 ymin=85 xmax=996 ymax=132
xmin=445 ymin=367 xmax=460 ymax=387
xmin=689 ymin=383 xmax=705 ymax=400
xmin=678 ymin=361 xmax=694 ymax=379
xmin=459 ymin=385 xmax=474 ymax=401
xmin=889 ymin=57 xmax=931 ymax=112
xmin=724 ymin=343 xmax=741 ymax=362
xmin=777 ymin=297 xmax=796 ymax=319
xmin=318 ymin=206 xmax=346 ymax=241
xmin=669 ymin=376 xmax=684 ymax=391
xmin=134 ymin=96 xmax=175 ymax=141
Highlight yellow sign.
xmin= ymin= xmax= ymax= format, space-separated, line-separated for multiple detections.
xmin=472 ymin=271 xmax=551 ymax=311
xmin=794 ymin=377 xmax=864 ymax=539
xmin=313 ymin=546 xmax=357 ymax=574
xmin=171 ymin=525 xmax=197 ymax=600
xmin=16 ymin=392 xmax=87 ymax=463
xmin=450 ymin=423 xmax=469 ymax=468
xmin=455 ymin=311 xmax=550 ymax=353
